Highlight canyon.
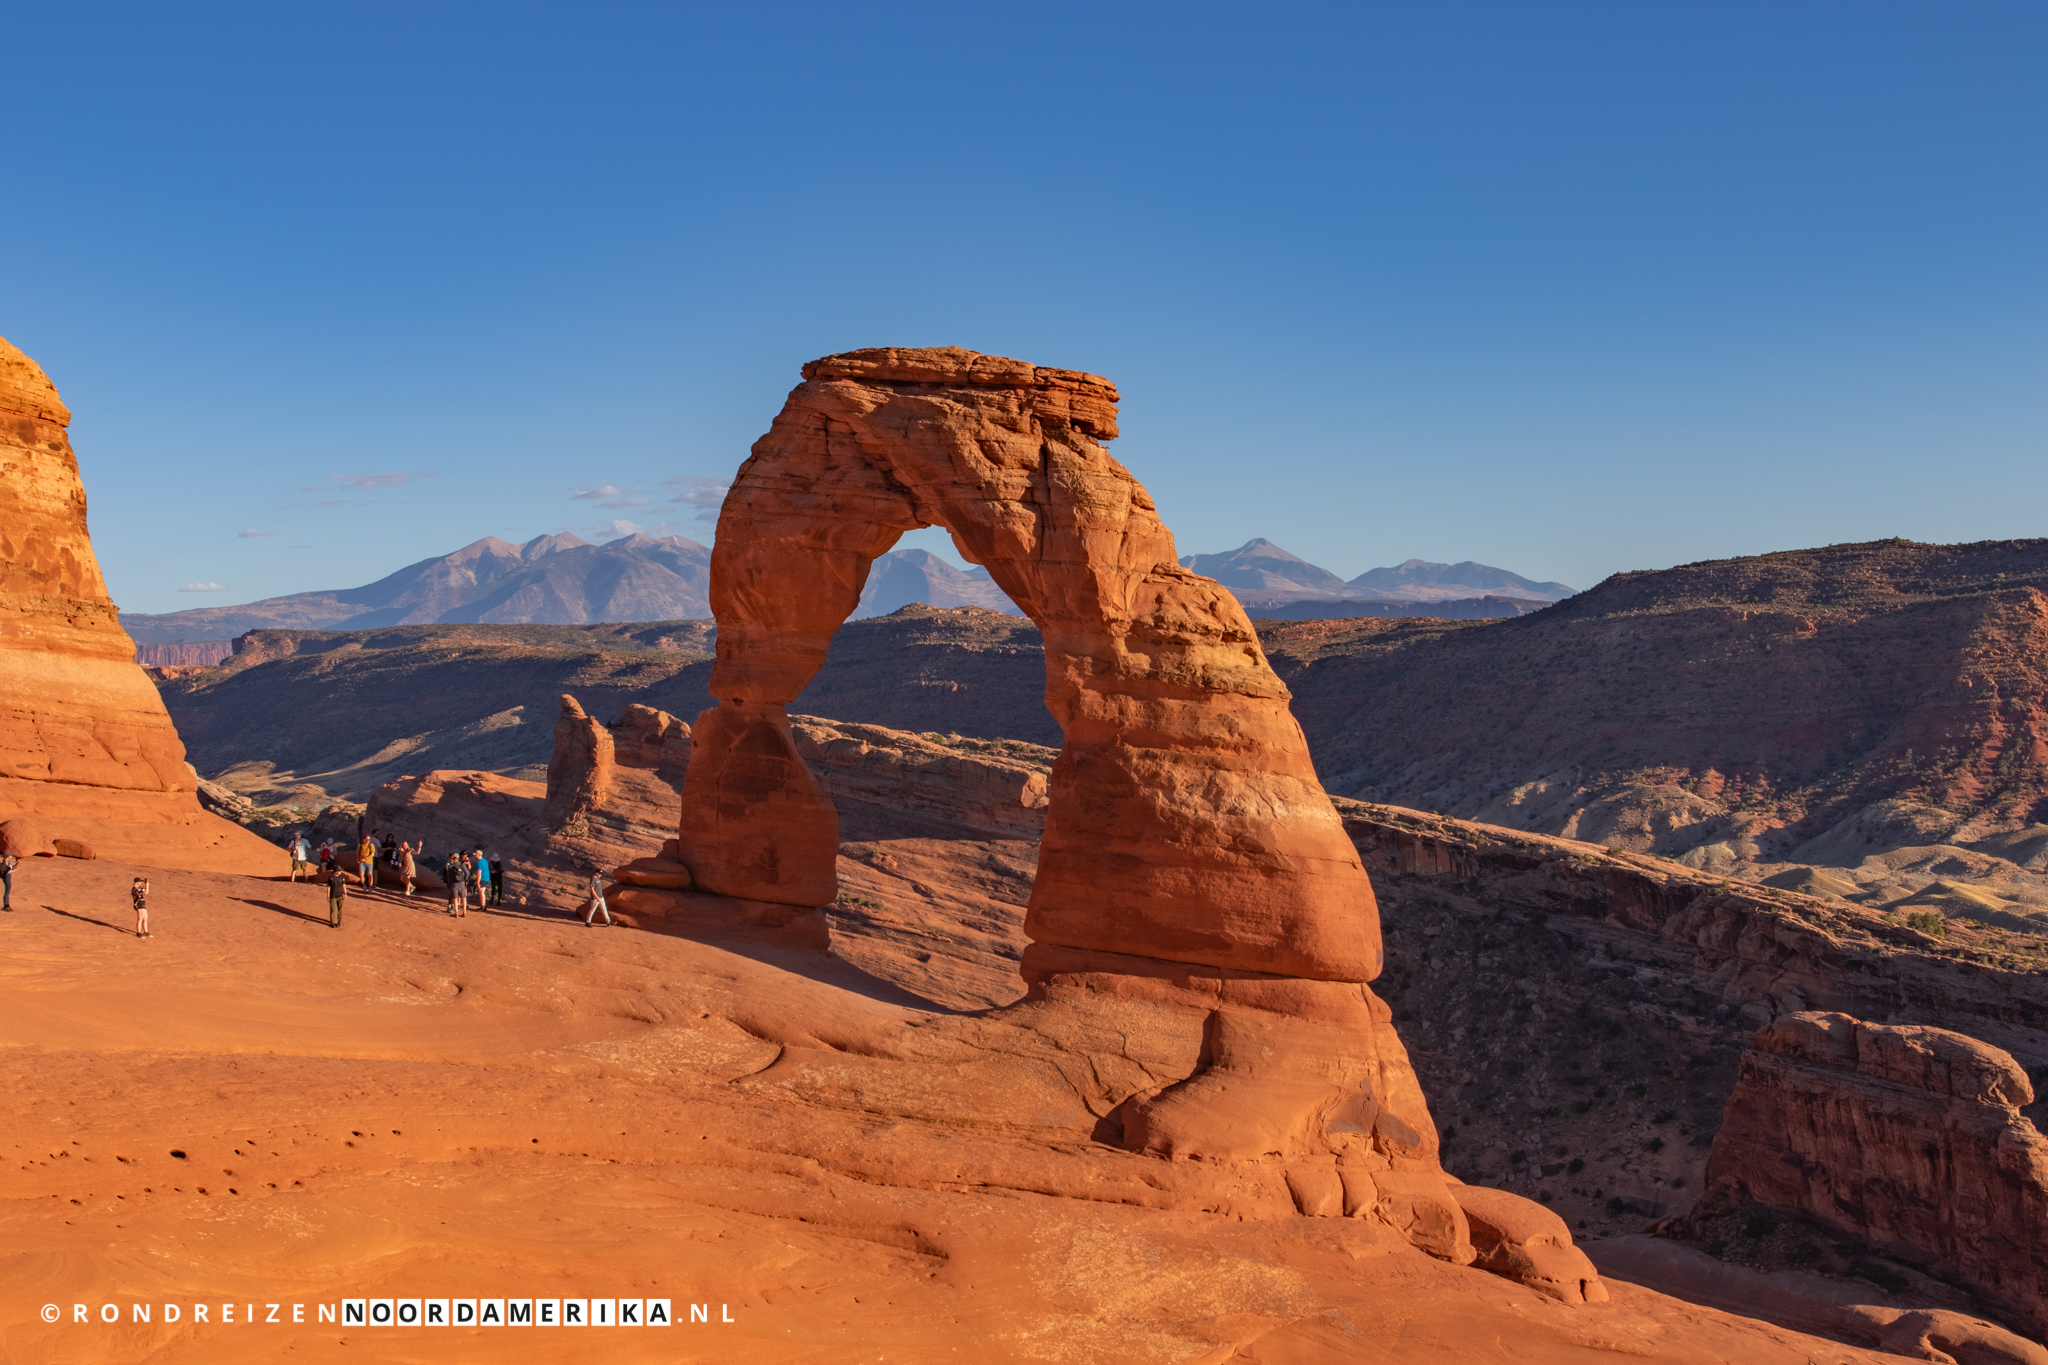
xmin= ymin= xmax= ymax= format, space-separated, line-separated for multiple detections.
xmin=156 ymin=534 xmax=2048 ymax=947
xmin=13 ymin=334 xmax=2048 ymax=1360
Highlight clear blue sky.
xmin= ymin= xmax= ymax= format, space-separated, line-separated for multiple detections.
xmin=4 ymin=2 xmax=2043 ymax=614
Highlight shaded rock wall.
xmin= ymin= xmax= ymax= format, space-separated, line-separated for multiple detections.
xmin=1702 ymin=1011 xmax=2048 ymax=1339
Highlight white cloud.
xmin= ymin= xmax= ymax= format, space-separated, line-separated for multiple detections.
xmin=237 ymin=529 xmax=274 ymax=539
xmin=179 ymin=582 xmax=229 ymax=593
xmin=571 ymin=484 xmax=649 ymax=509
xmin=300 ymin=471 xmax=434 ymax=493
xmin=664 ymin=475 xmax=730 ymax=524
xmin=589 ymin=519 xmax=647 ymax=540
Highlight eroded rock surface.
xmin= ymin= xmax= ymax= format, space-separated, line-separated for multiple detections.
xmin=650 ymin=347 xmax=1604 ymax=1286
xmin=542 ymin=693 xmax=614 ymax=831
xmin=0 ymin=336 xmax=278 ymax=872
xmin=1702 ymin=1011 xmax=2048 ymax=1340
xmin=684 ymin=345 xmax=1378 ymax=983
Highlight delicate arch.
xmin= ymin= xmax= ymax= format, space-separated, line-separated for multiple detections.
xmin=674 ymin=347 xmax=1380 ymax=983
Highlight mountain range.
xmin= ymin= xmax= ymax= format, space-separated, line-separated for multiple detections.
xmin=1179 ymin=539 xmax=1575 ymax=604
xmin=121 ymin=533 xmax=714 ymax=643
xmin=121 ymin=532 xmax=1568 ymax=643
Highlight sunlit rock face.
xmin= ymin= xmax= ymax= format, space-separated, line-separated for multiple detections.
xmin=0 ymin=336 xmax=272 ymax=871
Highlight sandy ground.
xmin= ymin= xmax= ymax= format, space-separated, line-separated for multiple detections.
xmin=0 ymin=857 xmax=1916 ymax=1364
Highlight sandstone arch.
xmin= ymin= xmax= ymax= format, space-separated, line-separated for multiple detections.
xmin=675 ymin=346 xmax=1381 ymax=983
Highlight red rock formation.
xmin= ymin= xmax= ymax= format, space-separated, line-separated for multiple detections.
xmin=1702 ymin=1010 xmax=2048 ymax=1339
xmin=1452 ymin=1182 xmax=1608 ymax=1305
xmin=0 ymin=336 xmax=276 ymax=873
xmin=684 ymin=345 xmax=1377 ymax=982
xmin=661 ymin=347 xmax=1594 ymax=1285
xmin=674 ymin=699 xmax=839 ymax=906
xmin=542 ymin=693 xmax=613 ymax=831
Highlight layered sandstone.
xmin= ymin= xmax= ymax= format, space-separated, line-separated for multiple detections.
xmin=654 ymin=347 xmax=1587 ymax=1285
xmin=542 ymin=693 xmax=614 ymax=831
xmin=0 ymin=336 xmax=276 ymax=872
xmin=1701 ymin=1011 xmax=2048 ymax=1338
xmin=685 ymin=345 xmax=1378 ymax=981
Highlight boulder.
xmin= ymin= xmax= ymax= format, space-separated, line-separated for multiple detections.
xmin=609 ymin=885 xmax=690 ymax=918
xmin=1450 ymin=1183 xmax=1608 ymax=1304
xmin=612 ymin=857 xmax=692 ymax=889
xmin=0 ymin=816 xmax=50 ymax=857
xmin=51 ymin=838 xmax=94 ymax=860
xmin=613 ymin=703 xmax=691 ymax=774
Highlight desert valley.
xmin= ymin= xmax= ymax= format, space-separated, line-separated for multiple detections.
xmin=7 ymin=332 xmax=2048 ymax=1365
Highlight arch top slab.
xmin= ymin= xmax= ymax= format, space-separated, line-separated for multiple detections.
xmin=674 ymin=346 xmax=1381 ymax=983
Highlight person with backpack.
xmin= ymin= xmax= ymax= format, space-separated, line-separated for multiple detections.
xmin=289 ymin=831 xmax=313 ymax=882
xmin=327 ymin=866 xmax=348 ymax=928
xmin=131 ymin=876 xmax=151 ymax=938
xmin=1 ymin=850 xmax=14 ymax=912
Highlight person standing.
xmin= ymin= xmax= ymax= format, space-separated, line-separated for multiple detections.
xmin=473 ymin=848 xmax=491 ymax=910
xmin=400 ymin=840 xmax=418 ymax=898
xmin=131 ymin=876 xmax=151 ymax=938
xmin=327 ymin=866 xmax=348 ymax=928
xmin=493 ymin=856 xmax=510 ymax=907
xmin=357 ymin=832 xmax=377 ymax=891
xmin=2 ymin=850 xmax=14 ymax=911
xmin=583 ymin=869 xmax=612 ymax=927
xmin=450 ymin=851 xmax=469 ymax=918
xmin=289 ymin=832 xmax=313 ymax=883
